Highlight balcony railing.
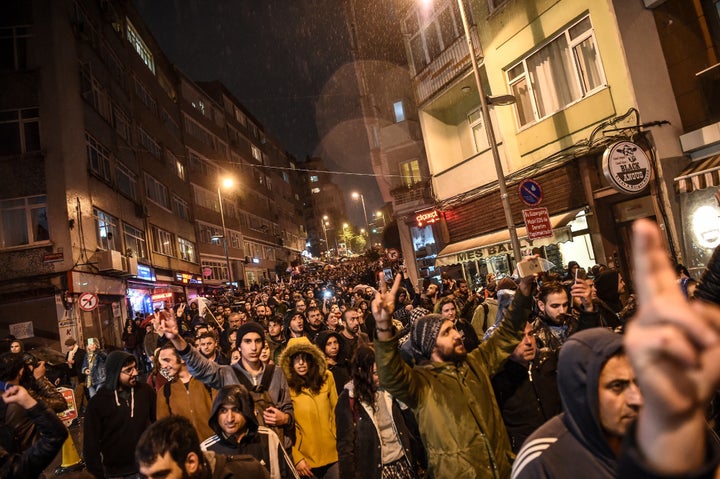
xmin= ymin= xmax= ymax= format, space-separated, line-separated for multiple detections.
xmin=412 ymin=26 xmax=480 ymax=106
xmin=390 ymin=180 xmax=432 ymax=205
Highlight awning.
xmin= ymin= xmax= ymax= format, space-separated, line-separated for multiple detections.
xmin=674 ymin=155 xmax=720 ymax=193
xmin=434 ymin=208 xmax=583 ymax=267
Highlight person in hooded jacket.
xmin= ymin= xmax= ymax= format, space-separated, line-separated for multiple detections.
xmin=511 ymin=328 xmax=643 ymax=479
xmin=594 ymin=270 xmax=635 ymax=329
xmin=83 ymin=350 xmax=156 ymax=479
xmin=201 ymin=384 xmax=294 ymax=479
xmin=279 ymin=337 xmax=338 ymax=478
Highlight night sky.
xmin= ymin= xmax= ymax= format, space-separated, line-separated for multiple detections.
xmin=133 ymin=0 xmax=384 ymax=226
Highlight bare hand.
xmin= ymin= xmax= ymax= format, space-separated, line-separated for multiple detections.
xmin=372 ymin=272 xmax=402 ymax=331
xmin=176 ymin=303 xmax=186 ymax=318
xmin=570 ymin=279 xmax=594 ymax=311
xmin=626 ymin=219 xmax=720 ymax=419
xmin=2 ymin=385 xmax=38 ymax=410
xmin=33 ymin=360 xmax=46 ymax=380
xmin=295 ymin=459 xmax=313 ymax=477
xmin=262 ymin=406 xmax=288 ymax=426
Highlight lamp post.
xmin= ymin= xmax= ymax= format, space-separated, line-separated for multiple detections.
xmin=217 ymin=177 xmax=234 ymax=283
xmin=455 ymin=0 xmax=522 ymax=264
xmin=351 ymin=192 xmax=370 ymax=237
xmin=321 ymin=215 xmax=330 ymax=258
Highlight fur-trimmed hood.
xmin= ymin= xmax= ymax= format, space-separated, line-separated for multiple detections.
xmin=278 ymin=336 xmax=327 ymax=380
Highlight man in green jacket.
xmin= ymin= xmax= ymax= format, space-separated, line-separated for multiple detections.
xmin=373 ymin=269 xmax=534 ymax=479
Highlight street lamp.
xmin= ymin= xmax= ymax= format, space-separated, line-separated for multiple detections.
xmin=321 ymin=215 xmax=330 ymax=258
xmin=351 ymin=192 xmax=370 ymax=236
xmin=454 ymin=0 xmax=522 ymax=263
xmin=217 ymin=177 xmax=234 ymax=283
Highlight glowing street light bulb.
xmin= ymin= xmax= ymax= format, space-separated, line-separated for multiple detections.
xmin=221 ymin=177 xmax=234 ymax=189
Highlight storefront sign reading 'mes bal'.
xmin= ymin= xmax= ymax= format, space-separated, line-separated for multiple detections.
xmin=415 ymin=209 xmax=441 ymax=228
xmin=602 ymin=141 xmax=651 ymax=194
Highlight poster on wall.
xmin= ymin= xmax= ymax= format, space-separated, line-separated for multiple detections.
xmin=9 ymin=321 xmax=34 ymax=339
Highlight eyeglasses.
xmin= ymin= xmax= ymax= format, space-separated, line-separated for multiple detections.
xmin=120 ymin=366 xmax=138 ymax=375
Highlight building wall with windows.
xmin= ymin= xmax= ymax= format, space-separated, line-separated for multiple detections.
xmin=0 ymin=0 xmax=307 ymax=347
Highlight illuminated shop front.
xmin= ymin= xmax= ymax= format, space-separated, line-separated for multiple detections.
xmin=674 ymin=155 xmax=720 ymax=277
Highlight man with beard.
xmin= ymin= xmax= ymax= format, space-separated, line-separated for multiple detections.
xmin=137 ymin=415 xmax=269 ymax=479
xmin=304 ymin=306 xmax=326 ymax=342
xmin=512 ymin=329 xmax=642 ymax=479
xmin=532 ymin=281 xmax=599 ymax=364
xmin=372 ymin=267 xmax=534 ymax=479
xmin=84 ymin=351 xmax=156 ymax=478
xmin=338 ymin=308 xmax=369 ymax=364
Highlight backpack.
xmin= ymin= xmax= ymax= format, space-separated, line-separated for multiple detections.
xmin=232 ymin=364 xmax=285 ymax=445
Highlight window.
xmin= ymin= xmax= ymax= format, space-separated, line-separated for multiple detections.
xmin=311 ymin=187 xmax=320 ymax=194
xmin=145 ymin=173 xmax=169 ymax=209
xmin=0 ymin=108 xmax=39 ymax=155
xmin=393 ymin=101 xmax=406 ymax=122
xmin=404 ymin=1 xmax=463 ymax=74
xmin=85 ymin=132 xmax=112 ymax=181
xmin=151 ymin=225 xmax=174 ymax=256
xmin=184 ymin=115 xmax=224 ymax=153
xmin=1 ymin=195 xmax=48 ymax=248
xmin=113 ymin=105 xmax=130 ymax=140
xmin=507 ymin=16 xmax=605 ymax=127
xmin=79 ymin=62 xmax=112 ymax=122
xmin=172 ymin=195 xmax=189 ymax=221
xmin=251 ymin=145 xmax=261 ymax=161
xmin=192 ymin=184 xmax=219 ymax=212
xmin=134 ymin=78 xmax=157 ymax=114
xmin=123 ymin=223 xmax=147 ymax=259
xmin=201 ymin=259 xmax=228 ymax=281
xmin=400 ymin=160 xmax=422 ymax=187
xmin=116 ymin=163 xmax=136 ymax=199
xmin=175 ymin=159 xmax=185 ymax=180
xmin=467 ymin=108 xmax=490 ymax=152
xmin=94 ymin=208 xmax=120 ymax=251
xmin=229 ymin=230 xmax=242 ymax=249
xmin=126 ymin=19 xmax=155 ymax=74
xmin=197 ymin=222 xmax=222 ymax=244
xmin=1 ymin=25 xmax=31 ymax=70
xmin=138 ymin=128 xmax=161 ymax=158
xmin=310 ymin=175 xmax=319 ymax=183
xmin=161 ymin=108 xmax=180 ymax=137
xmin=177 ymin=237 xmax=196 ymax=262
xmin=188 ymin=150 xmax=218 ymax=177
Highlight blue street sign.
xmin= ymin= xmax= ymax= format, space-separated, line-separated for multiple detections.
xmin=518 ymin=179 xmax=543 ymax=206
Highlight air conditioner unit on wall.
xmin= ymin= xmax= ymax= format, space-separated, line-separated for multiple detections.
xmin=124 ymin=256 xmax=139 ymax=276
xmin=96 ymin=250 xmax=124 ymax=272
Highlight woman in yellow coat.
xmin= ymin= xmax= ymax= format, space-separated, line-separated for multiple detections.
xmin=279 ymin=336 xmax=338 ymax=478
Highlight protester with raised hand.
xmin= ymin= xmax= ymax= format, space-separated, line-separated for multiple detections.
xmin=373 ymin=265 xmax=534 ymax=479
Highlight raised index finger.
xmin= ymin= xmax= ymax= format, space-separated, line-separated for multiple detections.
xmin=632 ymin=219 xmax=679 ymax=304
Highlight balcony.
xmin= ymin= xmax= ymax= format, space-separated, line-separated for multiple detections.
xmin=390 ymin=180 xmax=433 ymax=208
xmin=379 ymin=120 xmax=423 ymax=151
xmin=412 ymin=26 xmax=480 ymax=106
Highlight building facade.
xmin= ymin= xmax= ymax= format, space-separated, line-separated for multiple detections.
xmin=0 ymin=0 xmax=306 ymax=350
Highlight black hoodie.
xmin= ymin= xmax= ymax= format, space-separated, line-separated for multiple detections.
xmin=83 ymin=351 xmax=156 ymax=478
xmin=511 ymin=328 xmax=624 ymax=479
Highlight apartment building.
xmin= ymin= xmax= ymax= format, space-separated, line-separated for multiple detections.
xmin=395 ymin=0 xmax=688 ymax=281
xmin=0 ymin=0 xmax=306 ymax=349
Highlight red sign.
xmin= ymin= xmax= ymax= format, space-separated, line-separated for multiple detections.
xmin=57 ymin=387 xmax=78 ymax=424
xmin=151 ymin=292 xmax=174 ymax=302
xmin=522 ymin=208 xmax=553 ymax=240
xmin=78 ymin=292 xmax=99 ymax=312
xmin=43 ymin=252 xmax=64 ymax=263
xmin=415 ymin=209 xmax=441 ymax=228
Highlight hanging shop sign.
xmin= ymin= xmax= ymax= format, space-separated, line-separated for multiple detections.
xmin=602 ymin=141 xmax=651 ymax=194
xmin=175 ymin=272 xmax=203 ymax=285
xmin=415 ymin=209 xmax=441 ymax=228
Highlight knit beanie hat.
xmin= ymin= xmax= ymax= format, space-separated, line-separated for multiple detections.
xmin=410 ymin=313 xmax=444 ymax=360
xmin=235 ymin=321 xmax=265 ymax=348
xmin=409 ymin=307 xmax=430 ymax=325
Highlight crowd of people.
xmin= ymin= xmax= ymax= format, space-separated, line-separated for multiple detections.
xmin=2 ymin=220 xmax=720 ymax=478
